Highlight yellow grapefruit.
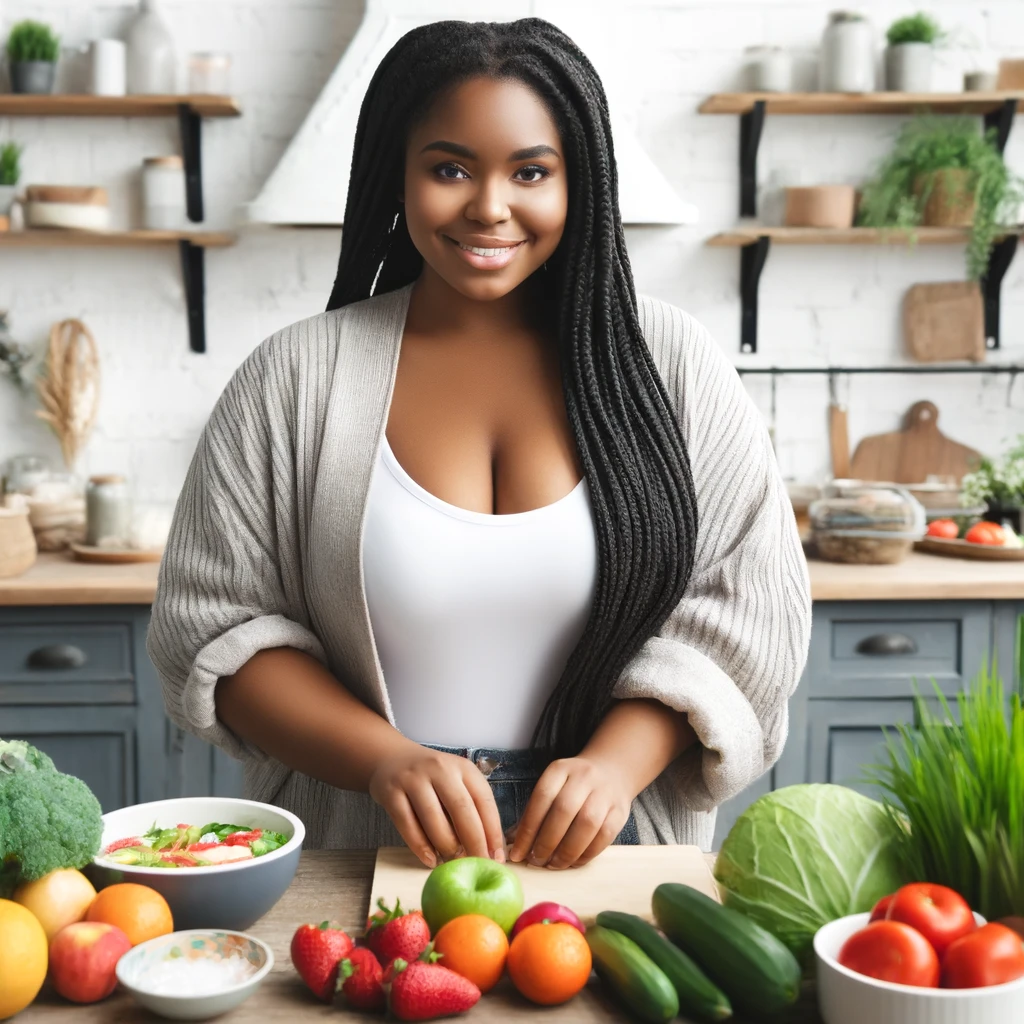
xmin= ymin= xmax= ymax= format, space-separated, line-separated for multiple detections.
xmin=0 ymin=899 xmax=48 ymax=1019
xmin=13 ymin=868 xmax=97 ymax=941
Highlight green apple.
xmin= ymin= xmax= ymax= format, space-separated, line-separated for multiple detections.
xmin=421 ymin=856 xmax=524 ymax=935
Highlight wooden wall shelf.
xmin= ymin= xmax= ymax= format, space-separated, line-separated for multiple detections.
xmin=699 ymin=91 xmax=1024 ymax=116
xmin=700 ymin=91 xmax=1021 ymax=354
xmin=0 ymin=94 xmax=241 ymax=118
xmin=1 ymin=95 xmax=242 ymax=353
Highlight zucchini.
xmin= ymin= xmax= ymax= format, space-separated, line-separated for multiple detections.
xmin=586 ymin=925 xmax=679 ymax=1024
xmin=596 ymin=910 xmax=732 ymax=1021
xmin=652 ymin=883 xmax=801 ymax=1014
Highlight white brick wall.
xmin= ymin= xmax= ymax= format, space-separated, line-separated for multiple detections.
xmin=1 ymin=0 xmax=1023 ymax=500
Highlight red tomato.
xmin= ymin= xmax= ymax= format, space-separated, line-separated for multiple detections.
xmin=838 ymin=921 xmax=940 ymax=987
xmin=869 ymin=894 xmax=894 ymax=923
xmin=885 ymin=883 xmax=976 ymax=957
xmin=965 ymin=521 xmax=1006 ymax=546
xmin=926 ymin=519 xmax=959 ymax=539
xmin=942 ymin=923 xmax=1024 ymax=989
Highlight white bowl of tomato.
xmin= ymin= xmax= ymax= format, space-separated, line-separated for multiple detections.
xmin=815 ymin=892 xmax=1024 ymax=1024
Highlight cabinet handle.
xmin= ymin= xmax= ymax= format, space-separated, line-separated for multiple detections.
xmin=855 ymin=633 xmax=918 ymax=656
xmin=26 ymin=644 xmax=88 ymax=670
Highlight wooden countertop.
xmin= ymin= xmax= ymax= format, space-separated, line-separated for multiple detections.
xmin=19 ymin=850 xmax=821 ymax=1023
xmin=2 ymin=550 xmax=1023 ymax=607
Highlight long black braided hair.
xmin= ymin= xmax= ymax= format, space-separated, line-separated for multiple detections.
xmin=327 ymin=18 xmax=700 ymax=759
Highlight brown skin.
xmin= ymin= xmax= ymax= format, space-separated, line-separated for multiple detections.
xmin=217 ymin=76 xmax=695 ymax=870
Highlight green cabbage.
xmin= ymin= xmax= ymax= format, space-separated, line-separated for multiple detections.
xmin=713 ymin=784 xmax=908 ymax=964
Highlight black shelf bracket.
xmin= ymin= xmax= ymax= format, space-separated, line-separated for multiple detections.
xmin=740 ymin=236 xmax=770 ymax=354
xmin=179 ymin=241 xmax=206 ymax=354
xmin=982 ymin=234 xmax=1018 ymax=350
xmin=178 ymin=103 xmax=204 ymax=223
xmin=739 ymin=100 xmax=766 ymax=217
xmin=985 ymin=98 xmax=1018 ymax=155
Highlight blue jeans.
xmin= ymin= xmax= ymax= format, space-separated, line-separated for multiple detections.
xmin=424 ymin=743 xmax=640 ymax=846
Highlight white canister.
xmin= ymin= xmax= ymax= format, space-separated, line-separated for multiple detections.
xmin=142 ymin=156 xmax=185 ymax=230
xmin=89 ymin=39 xmax=127 ymax=97
xmin=820 ymin=10 xmax=875 ymax=92
xmin=746 ymin=46 xmax=793 ymax=92
xmin=188 ymin=52 xmax=231 ymax=95
xmin=126 ymin=0 xmax=177 ymax=94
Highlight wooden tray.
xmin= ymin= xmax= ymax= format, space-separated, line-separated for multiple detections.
xmin=915 ymin=537 xmax=1024 ymax=561
xmin=70 ymin=542 xmax=163 ymax=564
xmin=370 ymin=845 xmax=720 ymax=926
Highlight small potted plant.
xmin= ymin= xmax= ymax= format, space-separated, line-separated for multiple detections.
xmin=6 ymin=20 xmax=61 ymax=95
xmin=858 ymin=115 xmax=1024 ymax=279
xmin=885 ymin=12 xmax=942 ymax=92
xmin=0 ymin=142 xmax=22 ymax=218
xmin=962 ymin=435 xmax=1024 ymax=534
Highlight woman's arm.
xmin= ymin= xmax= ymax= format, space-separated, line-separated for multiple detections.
xmin=508 ymin=699 xmax=696 ymax=867
xmin=216 ymin=648 xmax=506 ymax=866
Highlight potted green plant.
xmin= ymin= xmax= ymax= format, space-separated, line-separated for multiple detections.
xmin=885 ymin=13 xmax=942 ymax=92
xmin=6 ymin=20 xmax=60 ymax=95
xmin=0 ymin=142 xmax=22 ymax=217
xmin=962 ymin=435 xmax=1024 ymax=534
xmin=858 ymin=115 xmax=1024 ymax=279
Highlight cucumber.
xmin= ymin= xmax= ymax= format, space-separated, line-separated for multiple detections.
xmin=652 ymin=883 xmax=801 ymax=1014
xmin=586 ymin=925 xmax=679 ymax=1024
xmin=596 ymin=910 xmax=732 ymax=1021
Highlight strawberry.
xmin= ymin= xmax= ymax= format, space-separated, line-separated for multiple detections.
xmin=364 ymin=899 xmax=432 ymax=963
xmin=387 ymin=958 xmax=481 ymax=1021
xmin=337 ymin=947 xmax=385 ymax=1011
xmin=290 ymin=921 xmax=354 ymax=1002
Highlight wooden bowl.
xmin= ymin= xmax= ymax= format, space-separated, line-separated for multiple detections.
xmin=784 ymin=185 xmax=856 ymax=229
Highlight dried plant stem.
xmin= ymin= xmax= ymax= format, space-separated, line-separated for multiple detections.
xmin=34 ymin=319 xmax=100 ymax=469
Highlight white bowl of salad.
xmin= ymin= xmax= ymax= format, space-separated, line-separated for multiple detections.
xmin=87 ymin=797 xmax=305 ymax=932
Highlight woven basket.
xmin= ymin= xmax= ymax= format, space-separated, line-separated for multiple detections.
xmin=0 ymin=507 xmax=38 ymax=577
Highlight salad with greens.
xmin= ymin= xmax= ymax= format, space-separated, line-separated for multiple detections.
xmin=99 ymin=822 xmax=289 ymax=868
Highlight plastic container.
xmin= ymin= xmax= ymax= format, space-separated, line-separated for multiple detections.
xmin=810 ymin=482 xmax=925 ymax=564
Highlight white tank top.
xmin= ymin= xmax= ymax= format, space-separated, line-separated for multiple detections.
xmin=363 ymin=434 xmax=598 ymax=748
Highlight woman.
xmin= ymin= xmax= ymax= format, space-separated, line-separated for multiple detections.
xmin=147 ymin=19 xmax=810 ymax=870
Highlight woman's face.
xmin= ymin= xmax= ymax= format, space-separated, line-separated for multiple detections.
xmin=402 ymin=75 xmax=568 ymax=303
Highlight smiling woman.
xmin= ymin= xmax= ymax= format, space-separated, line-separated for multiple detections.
xmin=147 ymin=18 xmax=811 ymax=872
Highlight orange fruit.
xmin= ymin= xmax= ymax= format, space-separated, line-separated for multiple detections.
xmin=507 ymin=920 xmax=592 ymax=1005
xmin=13 ymin=867 xmax=97 ymax=941
xmin=0 ymin=898 xmax=48 ymax=1019
xmin=431 ymin=914 xmax=509 ymax=993
xmin=85 ymin=883 xmax=173 ymax=946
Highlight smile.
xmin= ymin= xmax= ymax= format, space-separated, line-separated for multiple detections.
xmin=444 ymin=235 xmax=526 ymax=270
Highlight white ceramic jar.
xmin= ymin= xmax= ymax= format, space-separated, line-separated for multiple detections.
xmin=746 ymin=46 xmax=793 ymax=92
xmin=142 ymin=156 xmax=185 ymax=230
xmin=88 ymin=39 xmax=127 ymax=96
xmin=820 ymin=11 xmax=875 ymax=92
xmin=126 ymin=0 xmax=177 ymax=94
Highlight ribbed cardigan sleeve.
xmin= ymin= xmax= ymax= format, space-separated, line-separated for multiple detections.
xmin=612 ymin=297 xmax=811 ymax=813
xmin=146 ymin=335 xmax=327 ymax=761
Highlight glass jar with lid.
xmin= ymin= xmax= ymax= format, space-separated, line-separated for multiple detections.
xmin=86 ymin=475 xmax=133 ymax=548
xmin=810 ymin=482 xmax=926 ymax=564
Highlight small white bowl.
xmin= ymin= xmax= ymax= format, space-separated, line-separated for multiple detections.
xmin=116 ymin=929 xmax=273 ymax=1021
xmin=815 ymin=912 xmax=1024 ymax=1024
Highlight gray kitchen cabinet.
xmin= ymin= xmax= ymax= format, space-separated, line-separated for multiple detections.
xmin=0 ymin=605 xmax=244 ymax=810
xmin=713 ymin=600 xmax=998 ymax=849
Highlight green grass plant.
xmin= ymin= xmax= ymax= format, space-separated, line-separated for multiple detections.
xmin=0 ymin=143 xmax=22 ymax=187
xmin=6 ymin=20 xmax=60 ymax=64
xmin=868 ymin=660 xmax=1024 ymax=920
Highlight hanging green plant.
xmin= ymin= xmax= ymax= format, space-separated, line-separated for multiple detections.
xmin=858 ymin=115 xmax=1024 ymax=280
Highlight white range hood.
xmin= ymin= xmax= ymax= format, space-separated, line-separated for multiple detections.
xmin=246 ymin=0 xmax=697 ymax=227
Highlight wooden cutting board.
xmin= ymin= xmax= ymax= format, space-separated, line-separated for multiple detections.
xmin=904 ymin=282 xmax=985 ymax=363
xmin=849 ymin=401 xmax=982 ymax=485
xmin=370 ymin=846 xmax=720 ymax=925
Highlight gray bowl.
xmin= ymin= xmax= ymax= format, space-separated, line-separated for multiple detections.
xmin=86 ymin=797 xmax=304 ymax=932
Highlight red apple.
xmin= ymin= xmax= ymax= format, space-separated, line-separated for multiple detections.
xmin=49 ymin=921 xmax=132 ymax=1003
xmin=510 ymin=901 xmax=585 ymax=940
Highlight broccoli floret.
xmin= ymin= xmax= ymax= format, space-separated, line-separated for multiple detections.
xmin=0 ymin=738 xmax=103 ymax=897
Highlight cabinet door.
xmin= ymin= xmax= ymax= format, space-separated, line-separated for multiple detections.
xmin=994 ymin=603 xmax=1023 ymax=691
xmin=3 ymin=705 xmax=136 ymax=812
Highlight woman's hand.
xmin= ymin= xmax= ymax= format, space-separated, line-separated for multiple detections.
xmin=507 ymin=756 xmax=633 ymax=870
xmin=368 ymin=745 xmax=506 ymax=868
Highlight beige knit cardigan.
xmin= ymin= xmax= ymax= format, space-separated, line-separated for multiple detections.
xmin=146 ymin=283 xmax=811 ymax=852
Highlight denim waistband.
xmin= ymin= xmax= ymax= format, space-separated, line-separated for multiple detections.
xmin=421 ymin=743 xmax=549 ymax=782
